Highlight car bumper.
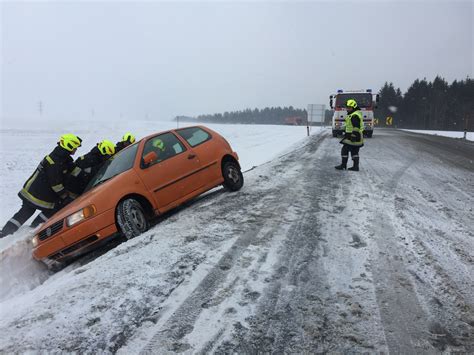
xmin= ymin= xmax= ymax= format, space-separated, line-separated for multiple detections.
xmin=33 ymin=208 xmax=118 ymax=261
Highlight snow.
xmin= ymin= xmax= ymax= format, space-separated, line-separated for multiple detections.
xmin=0 ymin=120 xmax=316 ymax=228
xmin=0 ymin=120 xmax=320 ymax=351
xmin=1 ymin=123 xmax=472 ymax=353
xmin=402 ymin=129 xmax=474 ymax=141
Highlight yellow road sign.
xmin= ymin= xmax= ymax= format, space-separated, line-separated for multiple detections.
xmin=386 ymin=116 xmax=393 ymax=125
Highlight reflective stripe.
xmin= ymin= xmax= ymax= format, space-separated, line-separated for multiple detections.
xmin=84 ymin=167 xmax=92 ymax=174
xmin=46 ymin=155 xmax=55 ymax=165
xmin=19 ymin=188 xmax=55 ymax=209
xmin=9 ymin=218 xmax=22 ymax=228
xmin=341 ymin=155 xmax=349 ymax=158
xmin=39 ymin=213 xmax=48 ymax=221
xmin=71 ymin=167 xmax=82 ymax=177
xmin=352 ymin=155 xmax=359 ymax=158
xmin=24 ymin=170 xmax=39 ymax=191
xmin=52 ymin=184 xmax=65 ymax=192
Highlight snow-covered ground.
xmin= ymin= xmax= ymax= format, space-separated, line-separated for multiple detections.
xmin=0 ymin=120 xmax=318 ymax=305
xmin=402 ymin=129 xmax=473 ymax=141
xmin=0 ymin=119 xmax=315 ymax=228
xmin=0 ymin=123 xmax=473 ymax=353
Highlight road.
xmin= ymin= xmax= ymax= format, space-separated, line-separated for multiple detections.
xmin=136 ymin=129 xmax=474 ymax=353
xmin=1 ymin=129 xmax=473 ymax=353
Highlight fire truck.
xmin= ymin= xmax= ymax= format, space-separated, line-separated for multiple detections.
xmin=329 ymin=89 xmax=379 ymax=138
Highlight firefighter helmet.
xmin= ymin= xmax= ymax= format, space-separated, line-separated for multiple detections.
xmin=152 ymin=138 xmax=165 ymax=151
xmin=346 ymin=99 xmax=358 ymax=109
xmin=98 ymin=140 xmax=116 ymax=155
xmin=122 ymin=132 xmax=136 ymax=144
xmin=59 ymin=134 xmax=82 ymax=152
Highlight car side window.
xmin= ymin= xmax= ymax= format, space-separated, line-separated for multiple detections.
xmin=142 ymin=132 xmax=186 ymax=167
xmin=176 ymin=127 xmax=211 ymax=147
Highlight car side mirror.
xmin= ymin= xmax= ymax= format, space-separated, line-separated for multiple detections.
xmin=142 ymin=151 xmax=158 ymax=167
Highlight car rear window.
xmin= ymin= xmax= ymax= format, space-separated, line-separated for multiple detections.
xmin=176 ymin=127 xmax=211 ymax=147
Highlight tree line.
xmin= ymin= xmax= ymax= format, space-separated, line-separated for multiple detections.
xmin=377 ymin=77 xmax=473 ymax=130
xmin=176 ymin=76 xmax=473 ymax=131
xmin=176 ymin=106 xmax=307 ymax=125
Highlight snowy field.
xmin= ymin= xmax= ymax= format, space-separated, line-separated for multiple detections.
xmin=0 ymin=119 xmax=316 ymax=228
xmin=402 ymin=129 xmax=473 ymax=141
xmin=0 ymin=120 xmax=319 ymax=303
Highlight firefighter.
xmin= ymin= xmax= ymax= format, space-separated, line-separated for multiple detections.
xmin=65 ymin=139 xmax=116 ymax=196
xmin=115 ymin=132 xmax=136 ymax=153
xmin=0 ymin=134 xmax=82 ymax=238
xmin=335 ymin=99 xmax=364 ymax=171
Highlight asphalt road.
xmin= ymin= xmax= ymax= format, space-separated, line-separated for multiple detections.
xmin=137 ymin=129 xmax=474 ymax=353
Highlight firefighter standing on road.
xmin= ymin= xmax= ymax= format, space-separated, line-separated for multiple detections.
xmin=115 ymin=132 xmax=136 ymax=153
xmin=335 ymin=99 xmax=364 ymax=171
xmin=0 ymin=134 xmax=82 ymax=238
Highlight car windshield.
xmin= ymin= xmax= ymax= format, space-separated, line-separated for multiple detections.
xmin=335 ymin=93 xmax=373 ymax=108
xmin=85 ymin=143 xmax=139 ymax=191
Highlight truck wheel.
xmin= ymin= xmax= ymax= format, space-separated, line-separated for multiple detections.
xmin=222 ymin=161 xmax=244 ymax=191
xmin=332 ymin=130 xmax=337 ymax=137
xmin=367 ymin=131 xmax=373 ymax=138
xmin=116 ymin=198 xmax=149 ymax=239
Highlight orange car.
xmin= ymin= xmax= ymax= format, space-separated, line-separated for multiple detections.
xmin=32 ymin=126 xmax=243 ymax=268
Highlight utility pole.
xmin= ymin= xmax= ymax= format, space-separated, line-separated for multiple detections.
xmin=38 ymin=101 xmax=43 ymax=116
xmin=464 ymin=115 xmax=468 ymax=140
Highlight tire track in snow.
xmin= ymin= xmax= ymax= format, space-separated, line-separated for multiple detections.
xmin=138 ymin=133 xmax=328 ymax=353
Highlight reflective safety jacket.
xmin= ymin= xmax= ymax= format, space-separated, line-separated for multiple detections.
xmin=342 ymin=109 xmax=364 ymax=146
xmin=115 ymin=140 xmax=128 ymax=153
xmin=66 ymin=145 xmax=109 ymax=195
xmin=19 ymin=145 xmax=74 ymax=209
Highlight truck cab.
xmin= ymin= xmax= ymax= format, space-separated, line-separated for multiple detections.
xmin=329 ymin=89 xmax=379 ymax=138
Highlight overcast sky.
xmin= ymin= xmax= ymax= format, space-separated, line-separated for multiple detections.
xmin=1 ymin=0 xmax=472 ymax=122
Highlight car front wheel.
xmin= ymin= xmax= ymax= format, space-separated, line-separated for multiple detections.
xmin=222 ymin=161 xmax=244 ymax=191
xmin=116 ymin=198 xmax=149 ymax=239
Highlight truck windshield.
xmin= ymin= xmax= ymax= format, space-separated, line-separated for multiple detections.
xmin=335 ymin=93 xmax=372 ymax=109
xmin=85 ymin=143 xmax=139 ymax=191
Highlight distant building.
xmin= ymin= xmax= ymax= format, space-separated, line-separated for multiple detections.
xmin=284 ymin=116 xmax=304 ymax=125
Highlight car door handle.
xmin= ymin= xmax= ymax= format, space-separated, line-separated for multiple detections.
xmin=188 ymin=154 xmax=196 ymax=159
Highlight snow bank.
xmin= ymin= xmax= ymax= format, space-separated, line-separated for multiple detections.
xmin=402 ymin=129 xmax=473 ymax=141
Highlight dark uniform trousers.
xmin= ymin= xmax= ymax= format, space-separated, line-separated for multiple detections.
xmin=2 ymin=200 xmax=61 ymax=235
xmin=0 ymin=145 xmax=73 ymax=238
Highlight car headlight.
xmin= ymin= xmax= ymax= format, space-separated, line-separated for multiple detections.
xmin=66 ymin=205 xmax=97 ymax=227
xmin=32 ymin=236 xmax=39 ymax=247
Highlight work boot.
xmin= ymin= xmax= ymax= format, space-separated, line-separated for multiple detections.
xmin=1 ymin=220 xmax=19 ymax=238
xmin=348 ymin=157 xmax=359 ymax=171
xmin=335 ymin=157 xmax=348 ymax=170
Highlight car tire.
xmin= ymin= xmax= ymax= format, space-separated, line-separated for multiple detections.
xmin=116 ymin=198 xmax=149 ymax=239
xmin=222 ymin=161 xmax=244 ymax=191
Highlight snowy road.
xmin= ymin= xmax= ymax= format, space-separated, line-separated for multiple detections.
xmin=1 ymin=128 xmax=473 ymax=353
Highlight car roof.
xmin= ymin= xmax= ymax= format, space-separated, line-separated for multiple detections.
xmin=139 ymin=125 xmax=209 ymax=143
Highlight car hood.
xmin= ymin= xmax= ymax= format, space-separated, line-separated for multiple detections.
xmin=38 ymin=169 xmax=137 ymax=230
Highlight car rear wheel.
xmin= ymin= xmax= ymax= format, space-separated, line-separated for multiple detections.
xmin=116 ymin=198 xmax=149 ymax=239
xmin=222 ymin=161 xmax=244 ymax=191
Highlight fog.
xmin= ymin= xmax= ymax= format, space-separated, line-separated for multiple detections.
xmin=1 ymin=0 xmax=472 ymax=123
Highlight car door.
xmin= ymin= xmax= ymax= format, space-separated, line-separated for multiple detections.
xmin=138 ymin=132 xmax=204 ymax=209
xmin=175 ymin=127 xmax=222 ymax=186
